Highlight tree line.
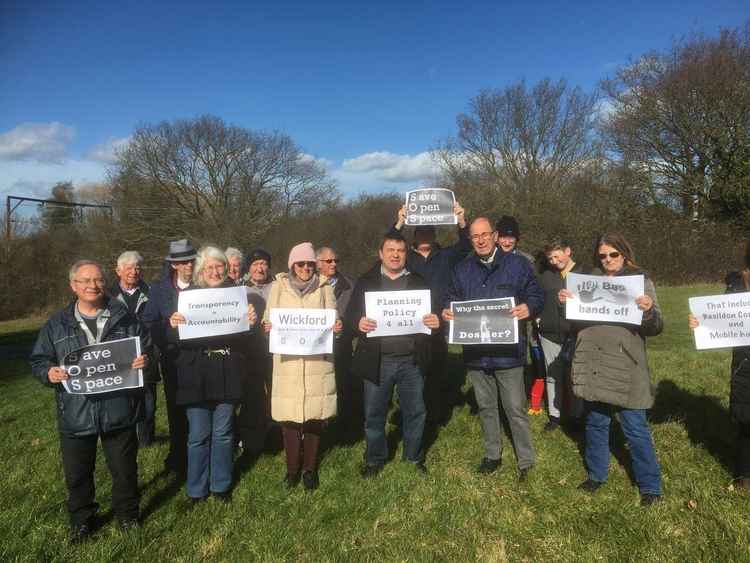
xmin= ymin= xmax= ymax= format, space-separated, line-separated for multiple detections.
xmin=1 ymin=22 xmax=748 ymax=321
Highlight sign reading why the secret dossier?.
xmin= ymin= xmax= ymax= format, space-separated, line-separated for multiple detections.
xmin=404 ymin=188 xmax=457 ymax=226
xmin=565 ymin=272 xmax=645 ymax=326
xmin=364 ymin=290 xmax=432 ymax=337
xmin=449 ymin=298 xmax=518 ymax=345
xmin=269 ymin=308 xmax=336 ymax=355
xmin=61 ymin=336 xmax=142 ymax=395
xmin=689 ymin=293 xmax=750 ymax=350
xmin=177 ymin=286 xmax=250 ymax=340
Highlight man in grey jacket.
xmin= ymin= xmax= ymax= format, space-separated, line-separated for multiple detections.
xmin=30 ymin=260 xmax=149 ymax=543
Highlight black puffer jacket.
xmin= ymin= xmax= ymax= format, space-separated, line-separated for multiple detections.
xmin=29 ymin=298 xmax=147 ymax=437
xmin=727 ymin=272 xmax=750 ymax=423
xmin=538 ymin=262 xmax=592 ymax=344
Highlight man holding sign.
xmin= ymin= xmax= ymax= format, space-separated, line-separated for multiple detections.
xmin=442 ymin=217 xmax=544 ymax=480
xmin=347 ymin=232 xmax=440 ymax=477
xmin=30 ymin=260 xmax=149 ymax=543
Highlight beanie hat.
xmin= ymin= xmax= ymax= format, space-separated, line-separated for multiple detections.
xmin=496 ymin=216 xmax=520 ymax=239
xmin=247 ymin=248 xmax=272 ymax=268
xmin=288 ymin=242 xmax=316 ymax=269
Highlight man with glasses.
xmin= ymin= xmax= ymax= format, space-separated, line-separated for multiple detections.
xmin=30 ymin=260 xmax=149 ymax=542
xmin=142 ymin=239 xmax=197 ymax=475
xmin=316 ymin=247 xmax=360 ymax=438
xmin=442 ymin=217 xmax=544 ymax=480
xmin=109 ymin=251 xmax=157 ymax=447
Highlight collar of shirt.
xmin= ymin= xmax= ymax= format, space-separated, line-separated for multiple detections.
xmin=560 ymin=260 xmax=576 ymax=279
xmin=380 ymin=265 xmax=410 ymax=279
xmin=120 ymin=283 xmax=138 ymax=295
xmin=479 ymin=247 xmax=498 ymax=265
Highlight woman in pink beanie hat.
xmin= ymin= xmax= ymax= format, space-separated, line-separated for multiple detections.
xmin=263 ymin=242 xmax=342 ymax=490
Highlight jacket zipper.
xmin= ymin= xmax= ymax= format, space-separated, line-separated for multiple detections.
xmin=620 ymin=343 xmax=638 ymax=365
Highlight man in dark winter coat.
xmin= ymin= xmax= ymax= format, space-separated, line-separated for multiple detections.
xmin=537 ymin=238 xmax=591 ymax=431
xmin=442 ymin=217 xmax=544 ymax=480
xmin=109 ymin=250 xmax=157 ymax=446
xmin=388 ymin=200 xmax=471 ymax=425
xmin=30 ymin=260 xmax=149 ymax=543
xmin=141 ymin=239 xmax=197 ymax=474
xmin=347 ymin=232 xmax=441 ymax=476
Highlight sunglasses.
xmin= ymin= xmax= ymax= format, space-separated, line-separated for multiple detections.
xmin=598 ymin=251 xmax=621 ymax=260
xmin=319 ymin=258 xmax=339 ymax=264
xmin=294 ymin=261 xmax=316 ymax=268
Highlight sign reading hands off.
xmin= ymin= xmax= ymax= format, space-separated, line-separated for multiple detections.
xmin=565 ymin=273 xmax=644 ymax=326
xmin=404 ymin=188 xmax=456 ymax=226
xmin=689 ymin=293 xmax=750 ymax=350
xmin=61 ymin=337 xmax=142 ymax=395
xmin=177 ymin=286 xmax=250 ymax=340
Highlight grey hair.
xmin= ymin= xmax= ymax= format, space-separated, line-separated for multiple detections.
xmin=116 ymin=251 xmax=144 ymax=269
xmin=193 ymin=245 xmax=228 ymax=287
xmin=69 ymin=260 xmax=105 ymax=282
xmin=225 ymin=247 xmax=243 ymax=262
xmin=315 ymin=246 xmax=336 ymax=259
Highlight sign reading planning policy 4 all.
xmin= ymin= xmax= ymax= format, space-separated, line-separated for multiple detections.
xmin=449 ymin=298 xmax=518 ymax=345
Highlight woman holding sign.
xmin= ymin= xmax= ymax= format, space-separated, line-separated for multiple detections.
xmin=559 ymin=233 xmax=664 ymax=506
xmin=688 ymin=242 xmax=750 ymax=487
xmin=169 ymin=246 xmax=257 ymax=503
xmin=262 ymin=242 xmax=342 ymax=491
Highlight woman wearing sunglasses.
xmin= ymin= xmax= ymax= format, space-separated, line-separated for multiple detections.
xmin=688 ymin=242 xmax=750 ymax=487
xmin=559 ymin=233 xmax=664 ymax=506
xmin=262 ymin=242 xmax=342 ymax=490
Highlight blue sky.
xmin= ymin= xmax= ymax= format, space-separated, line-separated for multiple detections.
xmin=1 ymin=0 xmax=748 ymax=201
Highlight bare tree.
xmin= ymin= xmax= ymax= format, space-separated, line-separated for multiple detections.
xmin=601 ymin=23 xmax=750 ymax=223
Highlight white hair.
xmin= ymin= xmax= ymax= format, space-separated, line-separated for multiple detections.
xmin=225 ymin=247 xmax=243 ymax=262
xmin=116 ymin=251 xmax=144 ymax=269
xmin=194 ymin=246 xmax=228 ymax=287
xmin=315 ymin=246 xmax=336 ymax=259
xmin=69 ymin=260 xmax=105 ymax=282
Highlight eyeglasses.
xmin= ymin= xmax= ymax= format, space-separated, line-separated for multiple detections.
xmin=319 ymin=258 xmax=339 ymax=264
xmin=294 ymin=261 xmax=316 ymax=268
xmin=470 ymin=231 xmax=495 ymax=242
xmin=598 ymin=251 xmax=621 ymax=260
xmin=73 ymin=278 xmax=106 ymax=287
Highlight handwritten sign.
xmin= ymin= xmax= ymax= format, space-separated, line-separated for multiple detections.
xmin=269 ymin=308 xmax=336 ymax=355
xmin=449 ymin=298 xmax=518 ymax=345
xmin=177 ymin=286 xmax=249 ymax=340
xmin=364 ymin=289 xmax=432 ymax=337
xmin=404 ymin=188 xmax=457 ymax=226
xmin=689 ymin=293 xmax=750 ymax=350
xmin=565 ymin=273 xmax=644 ymax=326
xmin=61 ymin=337 xmax=142 ymax=395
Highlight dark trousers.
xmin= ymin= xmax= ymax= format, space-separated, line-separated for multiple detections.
xmin=424 ymin=335 xmax=448 ymax=424
xmin=334 ymin=334 xmax=362 ymax=428
xmin=737 ymin=422 xmax=750 ymax=478
xmin=237 ymin=359 xmax=271 ymax=454
xmin=136 ymin=382 xmax=157 ymax=446
xmin=59 ymin=427 xmax=139 ymax=527
xmin=281 ymin=420 xmax=324 ymax=475
xmin=162 ymin=356 xmax=187 ymax=472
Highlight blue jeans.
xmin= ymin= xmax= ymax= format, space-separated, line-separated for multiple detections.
xmin=363 ymin=356 xmax=426 ymax=466
xmin=584 ymin=401 xmax=661 ymax=495
xmin=186 ymin=402 xmax=234 ymax=498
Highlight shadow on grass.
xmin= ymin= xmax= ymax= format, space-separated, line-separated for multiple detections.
xmin=139 ymin=468 xmax=186 ymax=519
xmin=651 ymin=379 xmax=735 ymax=475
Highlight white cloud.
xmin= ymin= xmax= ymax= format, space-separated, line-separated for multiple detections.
xmin=0 ymin=122 xmax=75 ymax=163
xmin=87 ymin=136 xmax=131 ymax=164
xmin=297 ymin=152 xmax=333 ymax=171
xmin=340 ymin=151 xmax=439 ymax=183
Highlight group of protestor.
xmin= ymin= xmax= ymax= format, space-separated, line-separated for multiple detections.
xmin=29 ymin=199 xmax=750 ymax=544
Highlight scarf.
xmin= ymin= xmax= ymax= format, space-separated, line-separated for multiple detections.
xmin=289 ymin=271 xmax=319 ymax=297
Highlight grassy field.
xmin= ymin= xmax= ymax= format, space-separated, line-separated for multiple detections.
xmin=1 ymin=284 xmax=748 ymax=562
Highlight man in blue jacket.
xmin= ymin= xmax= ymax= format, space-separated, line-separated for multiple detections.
xmin=30 ymin=260 xmax=149 ymax=543
xmin=442 ymin=217 xmax=544 ymax=480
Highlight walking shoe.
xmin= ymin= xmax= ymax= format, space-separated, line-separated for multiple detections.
xmin=640 ymin=493 xmax=662 ymax=506
xmin=518 ymin=467 xmax=532 ymax=482
xmin=477 ymin=457 xmax=501 ymax=474
xmin=415 ymin=462 xmax=428 ymax=475
xmin=69 ymin=522 xmax=93 ymax=544
xmin=543 ymin=418 xmax=560 ymax=432
xmin=212 ymin=491 xmax=232 ymax=503
xmin=360 ymin=464 xmax=384 ymax=479
xmin=189 ymin=495 xmax=208 ymax=506
xmin=119 ymin=518 xmax=140 ymax=531
xmin=735 ymin=477 xmax=750 ymax=489
xmin=578 ymin=479 xmax=604 ymax=493
xmin=284 ymin=473 xmax=301 ymax=489
xmin=302 ymin=470 xmax=319 ymax=491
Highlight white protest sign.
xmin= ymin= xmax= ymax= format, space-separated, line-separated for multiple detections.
xmin=404 ymin=188 xmax=457 ymax=226
xmin=689 ymin=293 xmax=750 ymax=350
xmin=269 ymin=308 xmax=336 ymax=355
xmin=565 ymin=273 xmax=645 ymax=326
xmin=449 ymin=298 xmax=518 ymax=345
xmin=177 ymin=285 xmax=250 ymax=340
xmin=364 ymin=289 xmax=432 ymax=337
xmin=61 ymin=337 xmax=143 ymax=395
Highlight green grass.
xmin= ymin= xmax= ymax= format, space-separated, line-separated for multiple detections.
xmin=2 ymin=284 xmax=749 ymax=562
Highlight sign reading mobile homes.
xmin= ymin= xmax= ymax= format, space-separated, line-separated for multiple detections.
xmin=689 ymin=293 xmax=750 ymax=350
